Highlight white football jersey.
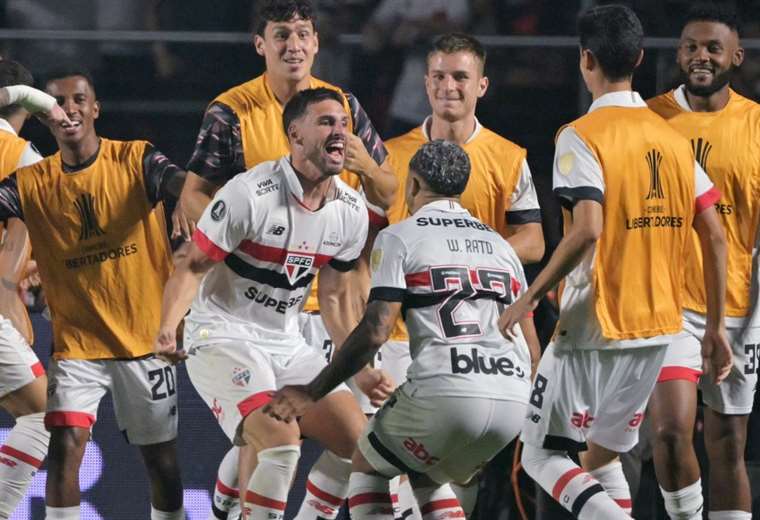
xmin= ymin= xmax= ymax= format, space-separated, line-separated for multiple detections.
xmin=190 ymin=157 xmax=368 ymax=354
xmin=370 ymin=200 xmax=531 ymax=402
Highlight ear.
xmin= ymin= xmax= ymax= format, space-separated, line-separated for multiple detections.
xmin=288 ymin=122 xmax=301 ymax=145
xmin=478 ymin=75 xmax=489 ymax=98
xmin=254 ymin=34 xmax=266 ymax=57
xmin=733 ymin=46 xmax=745 ymax=67
xmin=314 ymin=31 xmax=319 ymax=55
xmin=634 ymin=48 xmax=644 ymax=69
xmin=580 ymin=48 xmax=595 ymax=73
xmin=411 ymin=175 xmax=422 ymax=198
xmin=92 ymin=100 xmax=101 ymax=120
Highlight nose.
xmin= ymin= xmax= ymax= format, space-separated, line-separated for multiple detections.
xmin=694 ymin=45 xmax=710 ymax=61
xmin=286 ymin=32 xmax=302 ymax=51
xmin=441 ymin=74 xmax=456 ymax=91
xmin=61 ymin=97 xmax=77 ymax=115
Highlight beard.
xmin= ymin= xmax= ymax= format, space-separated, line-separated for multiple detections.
xmin=683 ymin=66 xmax=733 ymax=97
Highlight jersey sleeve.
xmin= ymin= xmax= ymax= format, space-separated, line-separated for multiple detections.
xmin=0 ymin=174 xmax=22 ymax=221
xmin=345 ymin=91 xmax=388 ymax=166
xmin=328 ymin=201 xmax=369 ymax=271
xmin=553 ymin=126 xmax=605 ymax=209
xmin=142 ymin=144 xmax=185 ymax=206
xmin=185 ymin=102 xmax=246 ymax=186
xmin=192 ymin=178 xmax=253 ymax=262
xmin=368 ymin=230 xmax=407 ymax=302
xmin=694 ymin=160 xmax=720 ymax=214
xmin=506 ymin=158 xmax=542 ymax=225
xmin=17 ymin=142 xmax=43 ymax=168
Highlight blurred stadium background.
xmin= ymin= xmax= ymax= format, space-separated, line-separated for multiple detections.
xmin=3 ymin=0 xmax=760 ymax=518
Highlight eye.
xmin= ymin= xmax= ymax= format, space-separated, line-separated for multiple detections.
xmin=708 ymin=44 xmax=722 ymax=53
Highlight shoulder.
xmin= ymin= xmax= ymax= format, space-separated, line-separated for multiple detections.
xmin=646 ymin=90 xmax=681 ymax=119
xmin=213 ymin=76 xmax=267 ymax=111
xmin=333 ymin=177 xmax=367 ymax=215
xmin=386 ymin=127 xmax=425 ymax=154
xmin=474 ymin=126 xmax=526 ymax=157
xmin=235 ymin=159 xmax=281 ymax=193
xmin=729 ymin=91 xmax=760 ymax=119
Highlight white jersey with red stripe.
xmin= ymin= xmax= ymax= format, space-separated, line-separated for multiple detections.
xmin=190 ymin=156 xmax=368 ymax=354
xmin=369 ymin=199 xmax=531 ymax=402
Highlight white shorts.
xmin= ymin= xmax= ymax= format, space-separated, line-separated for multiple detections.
xmin=0 ymin=316 xmax=44 ymax=399
xmin=660 ymin=314 xmax=758 ymax=414
xmin=45 ymin=357 xmax=178 ymax=445
xmin=521 ymin=343 xmax=667 ymax=453
xmin=299 ymin=312 xmax=379 ymax=414
xmin=380 ymin=340 xmax=411 ymax=388
xmin=185 ymin=340 xmax=351 ymax=442
xmin=358 ymin=383 xmax=526 ymax=484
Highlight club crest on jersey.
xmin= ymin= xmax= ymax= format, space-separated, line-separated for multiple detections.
xmin=232 ymin=367 xmax=251 ymax=387
xmin=74 ymin=192 xmax=105 ymax=241
xmin=284 ymin=252 xmax=314 ymax=285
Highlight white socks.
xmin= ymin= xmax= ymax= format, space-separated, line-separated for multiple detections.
xmin=521 ymin=443 xmax=631 ymax=519
xmin=151 ymin=505 xmax=185 ymax=519
xmin=660 ymin=479 xmax=704 ymax=520
xmin=294 ymin=451 xmax=351 ymax=520
xmin=45 ymin=505 xmax=80 ymax=519
xmin=450 ymin=481 xmax=477 ymax=517
xmin=589 ymin=459 xmax=631 ymax=514
xmin=412 ymin=484 xmax=464 ymax=520
xmin=211 ymin=446 xmax=240 ymax=519
xmin=244 ymin=445 xmax=300 ymax=520
xmin=0 ymin=412 xmax=49 ymax=519
xmin=708 ymin=511 xmax=752 ymax=519
xmin=348 ymin=472 xmax=394 ymax=519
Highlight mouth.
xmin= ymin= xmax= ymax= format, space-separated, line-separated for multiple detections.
xmin=60 ymin=120 xmax=82 ymax=135
xmin=284 ymin=57 xmax=304 ymax=66
xmin=325 ymin=140 xmax=345 ymax=162
xmin=689 ymin=65 xmax=714 ymax=80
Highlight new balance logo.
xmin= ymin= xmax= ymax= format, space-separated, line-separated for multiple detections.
xmin=267 ymin=224 xmax=286 ymax=236
xmin=74 ymin=192 xmax=105 ymax=241
xmin=645 ymin=149 xmax=664 ymax=200
xmin=450 ymin=348 xmax=525 ymax=377
xmin=691 ymin=137 xmax=712 ymax=173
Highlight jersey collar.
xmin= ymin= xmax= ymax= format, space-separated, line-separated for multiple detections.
xmin=0 ymin=118 xmax=18 ymax=136
xmin=673 ymin=84 xmax=735 ymax=112
xmin=279 ymin=156 xmax=339 ymax=210
xmin=417 ymin=199 xmax=468 ymax=214
xmin=421 ymin=116 xmax=482 ymax=144
xmin=588 ymin=91 xmax=646 ymax=113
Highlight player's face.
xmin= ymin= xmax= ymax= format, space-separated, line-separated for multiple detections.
xmin=295 ymin=99 xmax=348 ymax=176
xmin=255 ymin=17 xmax=318 ymax=83
xmin=425 ymin=51 xmax=488 ymax=122
xmin=678 ymin=21 xmax=743 ymax=97
xmin=46 ymin=76 xmax=99 ymax=146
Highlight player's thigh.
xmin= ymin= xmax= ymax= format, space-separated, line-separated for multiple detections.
xmin=588 ymin=345 xmax=667 ymax=453
xmin=45 ymin=358 xmax=110 ymax=430
xmin=0 ymin=374 xmax=47 ymax=417
xmin=700 ymin=326 xmax=757 ymax=415
xmin=431 ymin=398 xmax=527 ymax=484
xmin=0 ymin=317 xmax=46 ymax=411
xmin=657 ymin=328 xmax=702 ymax=383
xmin=109 ymin=356 xmax=179 ymax=445
xmin=186 ymin=342 xmax=278 ymax=443
xmin=520 ymin=343 xmax=593 ymax=452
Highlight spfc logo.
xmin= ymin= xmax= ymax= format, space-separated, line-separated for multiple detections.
xmin=232 ymin=367 xmax=251 ymax=387
xmin=284 ymin=253 xmax=314 ymax=285
xmin=74 ymin=192 xmax=105 ymax=241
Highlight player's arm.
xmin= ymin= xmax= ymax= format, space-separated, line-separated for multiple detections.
xmin=0 ymin=218 xmax=33 ymax=344
xmin=143 ymin=144 xmax=187 ymax=204
xmin=344 ymin=93 xmax=397 ymax=210
xmin=519 ymin=314 xmax=541 ymax=379
xmin=265 ymin=299 xmax=400 ymax=422
xmin=175 ymin=103 xmax=244 ymax=237
xmin=505 ymin=159 xmax=545 ymax=263
xmin=0 ymin=85 xmax=71 ymax=126
xmin=691 ymin=163 xmax=730 ymax=384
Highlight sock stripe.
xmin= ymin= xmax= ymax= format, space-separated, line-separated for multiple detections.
xmin=216 ymin=478 xmax=239 ymax=498
xmin=245 ymin=490 xmax=286 ymax=511
xmin=421 ymin=499 xmax=461 ymax=515
xmin=391 ymin=493 xmax=399 ymax=504
xmin=571 ymin=483 xmax=605 ymax=517
xmin=306 ymin=479 xmax=344 ymax=506
xmin=0 ymin=444 xmax=43 ymax=468
xmin=614 ymin=498 xmax=632 ymax=508
xmin=349 ymin=492 xmax=393 ymax=508
xmin=552 ymin=467 xmax=584 ymax=501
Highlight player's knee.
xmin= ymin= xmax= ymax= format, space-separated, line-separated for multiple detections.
xmin=242 ymin=410 xmax=300 ymax=450
xmin=141 ymin=441 xmax=181 ymax=477
xmin=652 ymin=419 xmax=692 ymax=452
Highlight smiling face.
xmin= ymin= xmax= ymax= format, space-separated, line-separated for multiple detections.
xmin=45 ymin=75 xmax=99 ymax=148
xmin=678 ymin=20 xmax=743 ymax=97
xmin=254 ymin=16 xmax=318 ymax=84
xmin=425 ymin=50 xmax=488 ymax=122
xmin=290 ymin=98 xmax=347 ymax=176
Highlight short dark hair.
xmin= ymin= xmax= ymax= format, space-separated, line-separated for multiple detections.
xmin=282 ymin=87 xmax=344 ymax=137
xmin=578 ymin=4 xmax=644 ymax=81
xmin=45 ymin=67 xmax=97 ymax=95
xmin=428 ymin=33 xmax=487 ymax=72
xmin=683 ymin=3 xmax=741 ymax=37
xmin=254 ymin=0 xmax=316 ymax=36
xmin=409 ymin=140 xmax=471 ymax=197
xmin=0 ymin=60 xmax=34 ymax=118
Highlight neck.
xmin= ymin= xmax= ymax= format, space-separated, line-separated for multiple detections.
xmin=411 ymin=193 xmax=458 ymax=214
xmin=428 ymin=114 xmax=476 ymax=145
xmin=684 ymin=85 xmax=730 ymax=112
xmin=290 ymin=156 xmax=333 ymax=210
xmin=60 ymin=135 xmax=100 ymax=166
xmin=5 ymin=113 xmax=26 ymax=135
xmin=266 ymin=73 xmax=312 ymax=106
xmin=591 ymin=79 xmax=633 ymax=101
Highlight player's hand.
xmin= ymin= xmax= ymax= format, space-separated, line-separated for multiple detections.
xmin=264 ymin=385 xmax=315 ymax=423
xmin=701 ymin=326 xmax=732 ymax=384
xmin=154 ymin=326 xmax=188 ymax=365
xmin=19 ymin=260 xmax=41 ymax=291
xmin=171 ymin=200 xmax=196 ymax=241
xmin=499 ymin=295 xmax=538 ymax=340
xmin=355 ymin=367 xmax=395 ymax=407
xmin=34 ymin=103 xmax=72 ymax=128
xmin=343 ymin=133 xmax=375 ymax=178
